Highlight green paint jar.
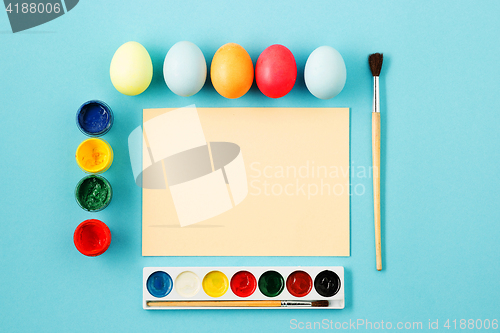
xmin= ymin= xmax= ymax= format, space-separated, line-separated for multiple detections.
xmin=75 ymin=175 xmax=112 ymax=212
xmin=258 ymin=271 xmax=284 ymax=297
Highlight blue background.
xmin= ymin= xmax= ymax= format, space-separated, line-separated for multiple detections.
xmin=1 ymin=1 xmax=499 ymax=332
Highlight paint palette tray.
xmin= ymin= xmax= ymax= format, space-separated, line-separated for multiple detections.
xmin=143 ymin=266 xmax=344 ymax=310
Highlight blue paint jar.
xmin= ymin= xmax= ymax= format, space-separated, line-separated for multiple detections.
xmin=147 ymin=271 xmax=173 ymax=298
xmin=76 ymin=100 xmax=114 ymax=137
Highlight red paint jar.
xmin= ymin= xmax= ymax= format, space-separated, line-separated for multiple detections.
xmin=230 ymin=271 xmax=257 ymax=297
xmin=73 ymin=219 xmax=111 ymax=256
xmin=286 ymin=270 xmax=312 ymax=297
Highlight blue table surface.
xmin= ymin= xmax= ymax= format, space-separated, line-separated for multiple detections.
xmin=1 ymin=1 xmax=499 ymax=332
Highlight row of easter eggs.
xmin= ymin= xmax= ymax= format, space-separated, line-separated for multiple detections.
xmin=110 ymin=41 xmax=346 ymax=99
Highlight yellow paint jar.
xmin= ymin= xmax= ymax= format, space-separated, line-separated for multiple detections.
xmin=202 ymin=271 xmax=229 ymax=298
xmin=75 ymin=138 xmax=113 ymax=174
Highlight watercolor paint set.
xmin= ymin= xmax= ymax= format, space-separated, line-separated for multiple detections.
xmin=143 ymin=266 xmax=344 ymax=310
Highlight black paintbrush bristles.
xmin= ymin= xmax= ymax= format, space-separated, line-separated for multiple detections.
xmin=369 ymin=53 xmax=383 ymax=77
xmin=311 ymin=300 xmax=329 ymax=307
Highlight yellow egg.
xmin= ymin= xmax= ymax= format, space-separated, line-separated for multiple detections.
xmin=210 ymin=43 xmax=254 ymax=99
xmin=110 ymin=41 xmax=153 ymax=96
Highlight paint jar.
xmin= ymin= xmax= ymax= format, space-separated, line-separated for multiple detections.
xmin=76 ymin=100 xmax=114 ymax=137
xmin=75 ymin=175 xmax=112 ymax=212
xmin=75 ymin=138 xmax=113 ymax=174
xmin=73 ymin=219 xmax=111 ymax=256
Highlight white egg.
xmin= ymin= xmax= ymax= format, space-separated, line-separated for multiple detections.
xmin=163 ymin=41 xmax=207 ymax=97
xmin=304 ymin=46 xmax=346 ymax=99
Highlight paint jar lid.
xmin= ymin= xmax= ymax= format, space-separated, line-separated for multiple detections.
xmin=76 ymin=100 xmax=114 ymax=137
xmin=73 ymin=219 xmax=111 ymax=256
xmin=75 ymin=175 xmax=112 ymax=212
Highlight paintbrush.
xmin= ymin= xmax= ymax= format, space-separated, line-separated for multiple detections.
xmin=147 ymin=300 xmax=329 ymax=308
xmin=369 ymin=53 xmax=384 ymax=271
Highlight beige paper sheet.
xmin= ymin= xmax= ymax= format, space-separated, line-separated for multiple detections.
xmin=142 ymin=107 xmax=350 ymax=256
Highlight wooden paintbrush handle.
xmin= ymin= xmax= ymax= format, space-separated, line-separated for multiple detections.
xmin=147 ymin=300 xmax=282 ymax=307
xmin=372 ymin=112 xmax=382 ymax=271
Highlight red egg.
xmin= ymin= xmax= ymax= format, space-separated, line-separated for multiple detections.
xmin=255 ymin=44 xmax=297 ymax=98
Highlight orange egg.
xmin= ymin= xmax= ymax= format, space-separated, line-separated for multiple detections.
xmin=210 ymin=43 xmax=254 ymax=99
